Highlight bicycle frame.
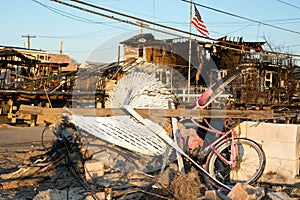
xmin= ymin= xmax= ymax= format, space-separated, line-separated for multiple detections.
xmin=191 ymin=118 xmax=239 ymax=168
xmin=191 ymin=70 xmax=242 ymax=167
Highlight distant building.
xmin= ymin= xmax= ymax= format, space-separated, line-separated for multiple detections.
xmin=120 ymin=33 xmax=205 ymax=94
xmin=119 ymin=33 xmax=300 ymax=105
xmin=120 ymin=33 xmax=201 ymax=67
xmin=0 ymin=45 xmax=77 ymax=100
xmin=48 ymin=53 xmax=77 ymax=72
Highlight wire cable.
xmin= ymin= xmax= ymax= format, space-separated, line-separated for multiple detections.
xmin=36 ymin=29 xmax=116 ymax=39
xmin=275 ymin=0 xmax=300 ymax=10
xmin=182 ymin=0 xmax=300 ymax=35
xmin=33 ymin=0 xmax=131 ymax=31
xmin=33 ymin=0 xmax=98 ymax=24
xmin=51 ymin=0 xmax=300 ymax=58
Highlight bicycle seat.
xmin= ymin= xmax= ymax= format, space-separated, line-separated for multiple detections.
xmin=195 ymin=69 xmax=241 ymax=109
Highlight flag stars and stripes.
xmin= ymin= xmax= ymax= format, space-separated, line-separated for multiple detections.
xmin=191 ymin=5 xmax=209 ymax=37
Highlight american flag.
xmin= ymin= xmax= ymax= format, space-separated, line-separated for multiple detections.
xmin=191 ymin=5 xmax=209 ymax=37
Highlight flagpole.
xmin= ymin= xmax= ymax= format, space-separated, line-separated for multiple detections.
xmin=187 ymin=0 xmax=193 ymax=102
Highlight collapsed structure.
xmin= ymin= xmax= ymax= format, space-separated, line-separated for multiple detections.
xmin=0 ymin=46 xmax=77 ymax=108
xmin=120 ymin=33 xmax=300 ymax=106
xmin=0 ymin=33 xmax=299 ymax=124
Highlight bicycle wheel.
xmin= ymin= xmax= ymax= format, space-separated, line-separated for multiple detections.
xmin=205 ymin=138 xmax=266 ymax=189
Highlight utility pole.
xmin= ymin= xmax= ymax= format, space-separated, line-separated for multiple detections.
xmin=22 ymin=34 xmax=36 ymax=49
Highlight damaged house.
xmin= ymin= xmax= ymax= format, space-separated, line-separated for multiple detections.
xmin=207 ymin=36 xmax=299 ymax=106
xmin=118 ymin=33 xmax=300 ymax=107
xmin=0 ymin=46 xmax=77 ymax=113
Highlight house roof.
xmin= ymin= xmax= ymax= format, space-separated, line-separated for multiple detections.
xmin=48 ymin=53 xmax=77 ymax=71
xmin=79 ymin=61 xmax=109 ymax=69
xmin=0 ymin=45 xmax=46 ymax=52
xmin=120 ymin=33 xmax=155 ymax=46
xmin=214 ymin=37 xmax=267 ymax=52
xmin=0 ymin=48 xmax=24 ymax=57
xmin=0 ymin=48 xmax=38 ymax=65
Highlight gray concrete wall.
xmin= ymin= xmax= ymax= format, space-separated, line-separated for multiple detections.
xmin=236 ymin=121 xmax=300 ymax=184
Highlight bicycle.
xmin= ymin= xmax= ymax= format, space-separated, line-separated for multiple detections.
xmin=188 ymin=69 xmax=266 ymax=192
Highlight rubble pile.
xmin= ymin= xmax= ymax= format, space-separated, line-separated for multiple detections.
xmin=0 ymin=122 xmax=203 ymax=199
xmin=0 ymin=120 xmax=300 ymax=200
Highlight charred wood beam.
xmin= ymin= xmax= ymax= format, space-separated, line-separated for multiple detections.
xmin=19 ymin=105 xmax=273 ymax=120
xmin=0 ymin=90 xmax=103 ymax=95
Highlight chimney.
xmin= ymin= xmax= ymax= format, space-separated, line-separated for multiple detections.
xmin=60 ymin=41 xmax=63 ymax=54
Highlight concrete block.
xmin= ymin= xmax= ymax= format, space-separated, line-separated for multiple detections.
xmin=84 ymin=160 xmax=105 ymax=181
xmin=239 ymin=122 xmax=299 ymax=143
xmin=227 ymin=183 xmax=264 ymax=200
xmin=236 ymin=121 xmax=300 ymax=184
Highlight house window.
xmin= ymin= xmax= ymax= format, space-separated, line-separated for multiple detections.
xmin=39 ymin=55 xmax=45 ymax=60
xmin=265 ymin=71 xmax=272 ymax=88
xmin=138 ymin=48 xmax=143 ymax=57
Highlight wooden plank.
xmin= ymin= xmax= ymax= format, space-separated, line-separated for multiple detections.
xmin=141 ymin=109 xmax=273 ymax=120
xmin=85 ymin=108 xmax=272 ymax=119
xmin=19 ymin=105 xmax=43 ymax=115
xmin=171 ymin=117 xmax=185 ymax=173
xmin=19 ymin=105 xmax=274 ymax=120
xmin=67 ymin=108 xmax=274 ymax=119
xmin=66 ymin=108 xmax=129 ymax=117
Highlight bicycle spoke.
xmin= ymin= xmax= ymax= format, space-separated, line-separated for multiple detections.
xmin=215 ymin=164 xmax=231 ymax=181
xmin=231 ymin=143 xmax=261 ymax=181
xmin=206 ymin=138 xmax=266 ymax=189
xmin=229 ymin=167 xmax=254 ymax=183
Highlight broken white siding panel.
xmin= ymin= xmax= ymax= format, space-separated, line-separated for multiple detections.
xmin=237 ymin=121 xmax=300 ymax=184
xmin=72 ymin=115 xmax=168 ymax=156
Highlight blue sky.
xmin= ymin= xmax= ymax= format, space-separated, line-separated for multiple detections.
xmin=1 ymin=0 xmax=300 ymax=63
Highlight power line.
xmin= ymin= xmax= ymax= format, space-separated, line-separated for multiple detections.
xmin=286 ymin=44 xmax=300 ymax=48
xmin=2 ymin=38 xmax=23 ymax=45
xmin=51 ymin=0 xmax=194 ymax=38
xmin=263 ymin=17 xmax=300 ymax=22
xmin=155 ymin=17 xmax=300 ymax=27
xmin=225 ymin=23 xmax=253 ymax=35
xmin=40 ymin=0 xmax=300 ymax=37
xmin=36 ymin=29 xmax=119 ymax=39
xmin=51 ymin=0 xmax=300 ymax=58
xmin=182 ymin=0 xmax=300 ymax=35
xmin=83 ymin=0 xmax=175 ymax=28
xmin=33 ymin=0 xmax=129 ymax=31
xmin=33 ymin=0 xmax=97 ymax=23
xmin=275 ymin=0 xmax=300 ymax=10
